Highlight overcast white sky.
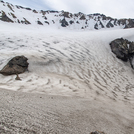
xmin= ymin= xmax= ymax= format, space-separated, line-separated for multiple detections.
xmin=5 ymin=0 xmax=134 ymax=19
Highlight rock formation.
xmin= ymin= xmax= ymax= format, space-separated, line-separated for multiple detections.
xmin=0 ymin=11 xmax=13 ymax=23
xmin=60 ymin=18 xmax=69 ymax=27
xmin=110 ymin=38 xmax=134 ymax=69
xmin=0 ymin=56 xmax=29 ymax=75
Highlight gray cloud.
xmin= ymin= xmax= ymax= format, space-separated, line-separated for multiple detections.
xmin=5 ymin=0 xmax=134 ymax=19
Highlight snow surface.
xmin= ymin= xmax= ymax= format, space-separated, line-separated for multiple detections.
xmin=0 ymin=22 xmax=134 ymax=104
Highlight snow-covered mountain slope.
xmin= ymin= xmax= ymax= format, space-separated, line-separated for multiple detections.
xmin=0 ymin=22 xmax=134 ymax=104
xmin=0 ymin=0 xmax=134 ymax=30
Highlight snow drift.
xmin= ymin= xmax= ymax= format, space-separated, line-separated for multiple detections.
xmin=0 ymin=22 xmax=134 ymax=104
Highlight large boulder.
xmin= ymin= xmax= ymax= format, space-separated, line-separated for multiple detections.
xmin=0 ymin=56 xmax=29 ymax=75
xmin=110 ymin=38 xmax=134 ymax=69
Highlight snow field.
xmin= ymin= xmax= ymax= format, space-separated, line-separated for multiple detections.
xmin=0 ymin=23 xmax=134 ymax=103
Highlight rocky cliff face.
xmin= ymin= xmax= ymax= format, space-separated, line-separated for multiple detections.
xmin=0 ymin=1 xmax=134 ymax=30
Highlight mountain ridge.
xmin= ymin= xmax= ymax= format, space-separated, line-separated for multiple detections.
xmin=1 ymin=1 xmax=134 ymax=30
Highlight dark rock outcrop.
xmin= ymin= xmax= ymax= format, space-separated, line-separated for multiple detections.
xmin=110 ymin=38 xmax=134 ymax=69
xmin=0 ymin=11 xmax=13 ymax=23
xmin=99 ymin=21 xmax=104 ymax=28
xmin=114 ymin=19 xmax=117 ymax=26
xmin=60 ymin=18 xmax=68 ymax=27
xmin=40 ymin=10 xmax=46 ymax=15
xmin=17 ymin=19 xmax=20 ymax=23
xmin=10 ymin=12 xmax=17 ymax=18
xmin=52 ymin=20 xmax=55 ymax=24
xmin=106 ymin=20 xmax=114 ymax=28
xmin=37 ymin=20 xmax=43 ymax=25
xmin=76 ymin=21 xmax=79 ymax=24
xmin=69 ymin=20 xmax=74 ymax=24
xmin=80 ymin=15 xmax=86 ymax=20
xmin=124 ymin=19 xmax=134 ymax=28
xmin=94 ymin=21 xmax=105 ymax=29
xmin=49 ymin=10 xmax=59 ymax=13
xmin=33 ymin=9 xmax=38 ymax=13
xmin=44 ymin=21 xmax=49 ymax=25
xmin=7 ymin=4 xmax=14 ymax=12
xmin=94 ymin=23 xmax=98 ymax=29
xmin=118 ymin=19 xmax=126 ymax=26
xmin=0 ymin=56 xmax=29 ymax=75
xmin=61 ymin=11 xmax=71 ymax=18
xmin=25 ymin=8 xmax=32 ymax=11
xmin=21 ymin=18 xmax=31 ymax=24
xmin=44 ymin=16 xmax=47 ymax=20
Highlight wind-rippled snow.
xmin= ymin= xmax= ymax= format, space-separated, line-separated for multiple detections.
xmin=0 ymin=22 xmax=134 ymax=103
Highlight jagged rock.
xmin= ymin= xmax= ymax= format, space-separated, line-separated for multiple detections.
xmin=90 ymin=130 xmax=106 ymax=134
xmin=40 ymin=10 xmax=46 ymax=15
xmin=45 ymin=21 xmax=49 ymax=25
xmin=60 ymin=18 xmax=68 ymax=27
xmin=18 ymin=6 xmax=24 ymax=9
xmin=33 ymin=9 xmax=38 ymax=13
xmin=110 ymin=38 xmax=129 ymax=61
xmin=10 ymin=12 xmax=17 ymax=18
xmin=17 ymin=19 xmax=20 ymax=23
xmin=25 ymin=8 xmax=31 ymax=11
xmin=94 ymin=23 xmax=98 ymax=29
xmin=52 ymin=20 xmax=55 ymax=24
xmin=37 ymin=20 xmax=43 ymax=25
xmin=99 ymin=21 xmax=104 ymax=28
xmin=76 ymin=21 xmax=79 ymax=24
xmin=74 ymin=12 xmax=84 ymax=18
xmin=47 ymin=10 xmax=59 ymax=13
xmin=61 ymin=11 xmax=71 ymax=18
xmin=124 ymin=19 xmax=134 ymax=29
xmin=0 ymin=11 xmax=13 ymax=23
xmin=101 ymin=15 xmax=107 ymax=20
xmin=106 ymin=20 xmax=114 ymax=28
xmin=69 ymin=20 xmax=74 ymax=24
xmin=44 ymin=16 xmax=47 ymax=20
xmin=110 ymin=38 xmax=134 ymax=69
xmin=7 ymin=3 xmax=14 ymax=12
xmin=118 ymin=19 xmax=126 ymax=25
xmin=80 ymin=15 xmax=86 ymax=20
xmin=21 ymin=18 xmax=31 ymax=24
xmin=0 ymin=56 xmax=29 ymax=75
xmin=114 ymin=19 xmax=117 ymax=26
